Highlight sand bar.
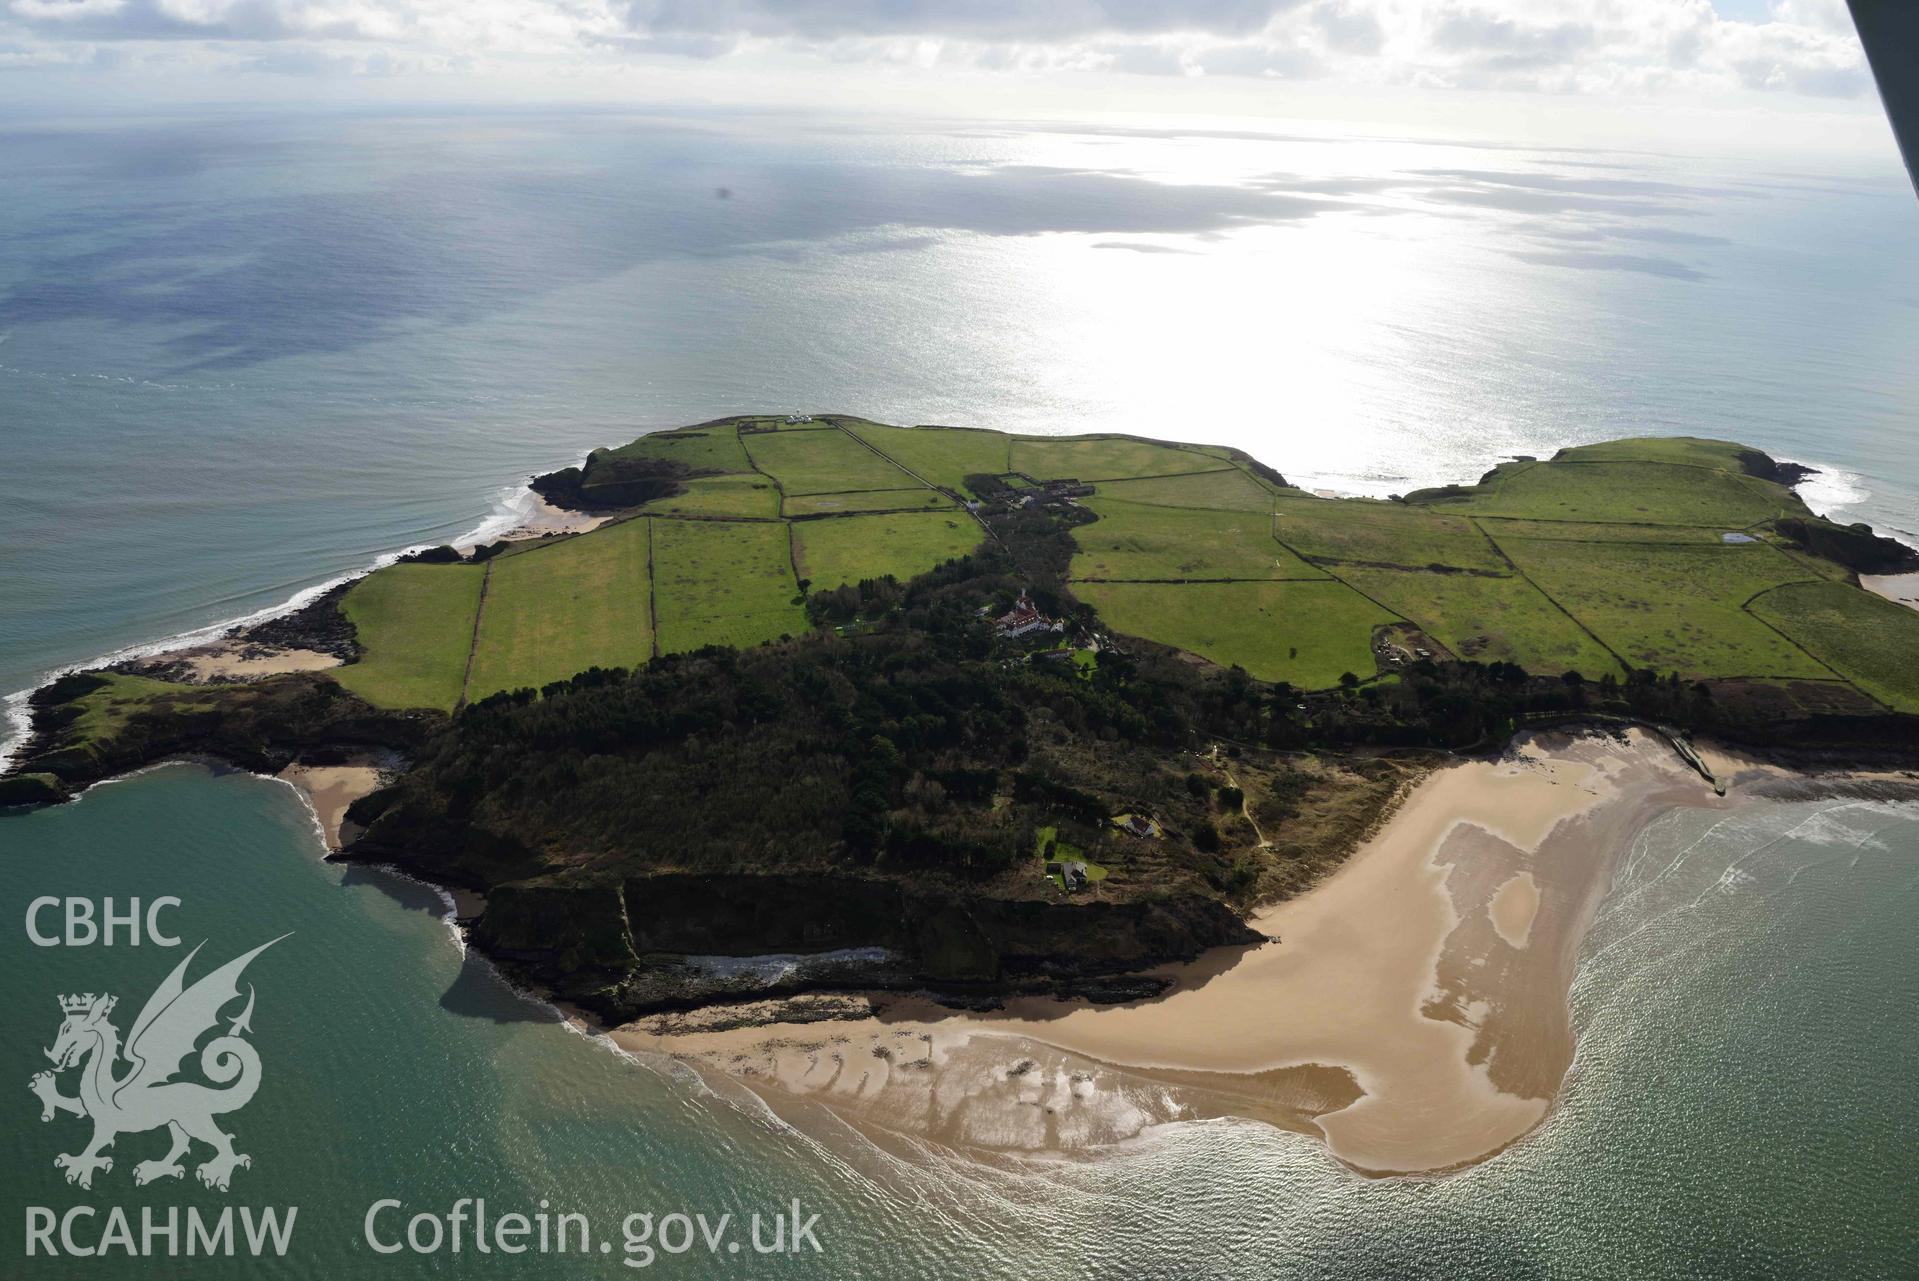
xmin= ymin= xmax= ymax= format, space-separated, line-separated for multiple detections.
xmin=619 ymin=730 xmax=1726 ymax=1174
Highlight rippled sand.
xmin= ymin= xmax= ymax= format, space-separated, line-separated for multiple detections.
xmin=616 ymin=731 xmax=1759 ymax=1174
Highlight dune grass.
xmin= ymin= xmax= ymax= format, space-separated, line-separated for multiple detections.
xmin=333 ymin=562 xmax=486 ymax=711
xmin=652 ymin=518 xmax=809 ymax=654
xmin=791 ymin=511 xmax=983 ymax=589
xmin=465 ymin=521 xmax=653 ymax=700
xmin=1748 ymin=580 xmax=1919 ymax=712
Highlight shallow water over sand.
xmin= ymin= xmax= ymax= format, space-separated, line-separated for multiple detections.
xmin=4 ymin=759 xmax=1916 ymax=1276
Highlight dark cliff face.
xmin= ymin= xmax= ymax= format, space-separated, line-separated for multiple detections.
xmin=1774 ymin=516 xmax=1919 ymax=574
xmin=530 ymin=453 xmax=696 ymax=513
xmin=13 ymin=672 xmax=426 ymax=795
xmin=447 ymin=870 xmax=1259 ymax=1020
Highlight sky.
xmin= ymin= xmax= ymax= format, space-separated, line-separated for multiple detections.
xmin=0 ymin=0 xmax=1895 ymax=157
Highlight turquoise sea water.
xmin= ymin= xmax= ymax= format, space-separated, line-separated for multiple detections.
xmin=1 ymin=766 xmax=1913 ymax=1277
xmin=3 ymin=108 xmax=1919 ymax=1277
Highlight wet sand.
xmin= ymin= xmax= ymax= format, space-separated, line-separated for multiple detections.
xmin=279 ymin=762 xmax=383 ymax=849
xmin=618 ymin=730 xmax=1731 ymax=1175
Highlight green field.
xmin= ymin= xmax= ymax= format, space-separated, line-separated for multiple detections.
xmin=844 ymin=421 xmax=1012 ymax=492
xmin=333 ymin=562 xmax=485 ymax=711
xmin=1749 ymin=580 xmax=1919 ymax=712
xmin=791 ymin=511 xmax=982 ymax=589
xmin=1499 ymin=539 xmax=1828 ymax=679
xmin=652 ymin=519 xmax=809 ymax=653
xmin=1551 ymin=435 xmax=1762 ymax=470
xmin=1090 ymin=468 xmax=1275 ymax=512
xmin=1075 ymin=580 xmax=1396 ymax=688
xmin=1473 ymin=519 xmax=1732 ymax=545
xmin=1334 ymin=566 xmax=1620 ymax=676
xmin=465 ymin=521 xmax=653 ymax=700
xmin=1271 ymin=496 xmax=1506 ymax=571
xmin=1072 ymin=500 xmax=1324 ymax=581
xmin=744 ymin=427 xmax=920 ymax=495
xmin=639 ymin=473 xmax=781 ymax=518
xmin=317 ymin=424 xmax=1911 ymax=715
xmin=1012 ymin=435 xmax=1225 ymax=482
xmin=783 ymin=488 xmax=956 ymax=516
xmin=1420 ymin=460 xmax=1801 ymax=527
xmin=599 ymin=424 xmax=751 ymax=473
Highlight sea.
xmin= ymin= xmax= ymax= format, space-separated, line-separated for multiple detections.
xmin=1 ymin=107 xmax=1916 ymax=1278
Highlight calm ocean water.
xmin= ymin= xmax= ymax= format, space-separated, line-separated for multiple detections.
xmin=2 ymin=107 xmax=1918 ymax=1277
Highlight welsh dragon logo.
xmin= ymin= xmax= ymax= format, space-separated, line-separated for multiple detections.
xmin=29 ymin=937 xmax=286 ymax=1192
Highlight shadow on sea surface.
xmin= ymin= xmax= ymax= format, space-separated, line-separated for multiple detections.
xmin=335 ymin=863 xmax=556 ymax=1023
xmin=0 ymin=112 xmax=1754 ymax=374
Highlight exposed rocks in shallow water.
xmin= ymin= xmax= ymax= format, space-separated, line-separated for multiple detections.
xmin=236 ymin=579 xmax=362 ymax=660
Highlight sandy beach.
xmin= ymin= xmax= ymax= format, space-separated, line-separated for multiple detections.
xmin=616 ymin=729 xmax=1748 ymax=1174
xmin=1862 ymin=569 xmax=1919 ymax=613
xmin=279 ymin=762 xmax=383 ymax=849
xmin=463 ymin=491 xmax=608 ymax=549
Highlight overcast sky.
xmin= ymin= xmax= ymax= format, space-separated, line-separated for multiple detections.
xmin=0 ymin=0 xmax=1892 ymax=153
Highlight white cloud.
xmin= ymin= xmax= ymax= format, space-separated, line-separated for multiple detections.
xmin=0 ymin=0 xmax=1875 ymax=107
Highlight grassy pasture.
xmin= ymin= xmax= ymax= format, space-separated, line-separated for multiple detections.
xmin=1334 ymin=566 xmax=1621 ymax=676
xmin=1748 ymin=581 xmax=1919 ymax=712
xmin=1499 ymin=539 xmax=1829 ymax=679
xmin=1074 ymin=580 xmax=1395 ymax=688
xmin=745 ymin=427 xmax=921 ymax=495
xmin=1090 ymin=468 xmax=1275 ymax=512
xmin=792 ymin=511 xmax=982 ymax=589
xmin=640 ymin=474 xmax=781 ymax=519
xmin=601 ymin=425 xmax=751 ymax=474
xmin=845 ymin=422 xmax=1012 ymax=493
xmin=1012 ymin=435 xmax=1225 ymax=482
xmin=652 ymin=519 xmax=808 ymax=654
xmin=464 ymin=521 xmax=653 ymax=700
xmin=783 ymin=488 xmax=955 ymax=516
xmin=333 ymin=562 xmax=485 ymax=711
xmin=1072 ymin=500 xmax=1324 ymax=581
xmin=1422 ymin=460 xmax=1801 ymax=527
xmin=1271 ymin=497 xmax=1506 ymax=571
xmin=1551 ymin=436 xmax=1756 ymax=470
xmin=1474 ymin=519 xmax=1731 ymax=545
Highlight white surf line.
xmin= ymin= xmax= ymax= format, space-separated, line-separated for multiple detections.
xmin=0 ymin=461 xmax=603 ymax=773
